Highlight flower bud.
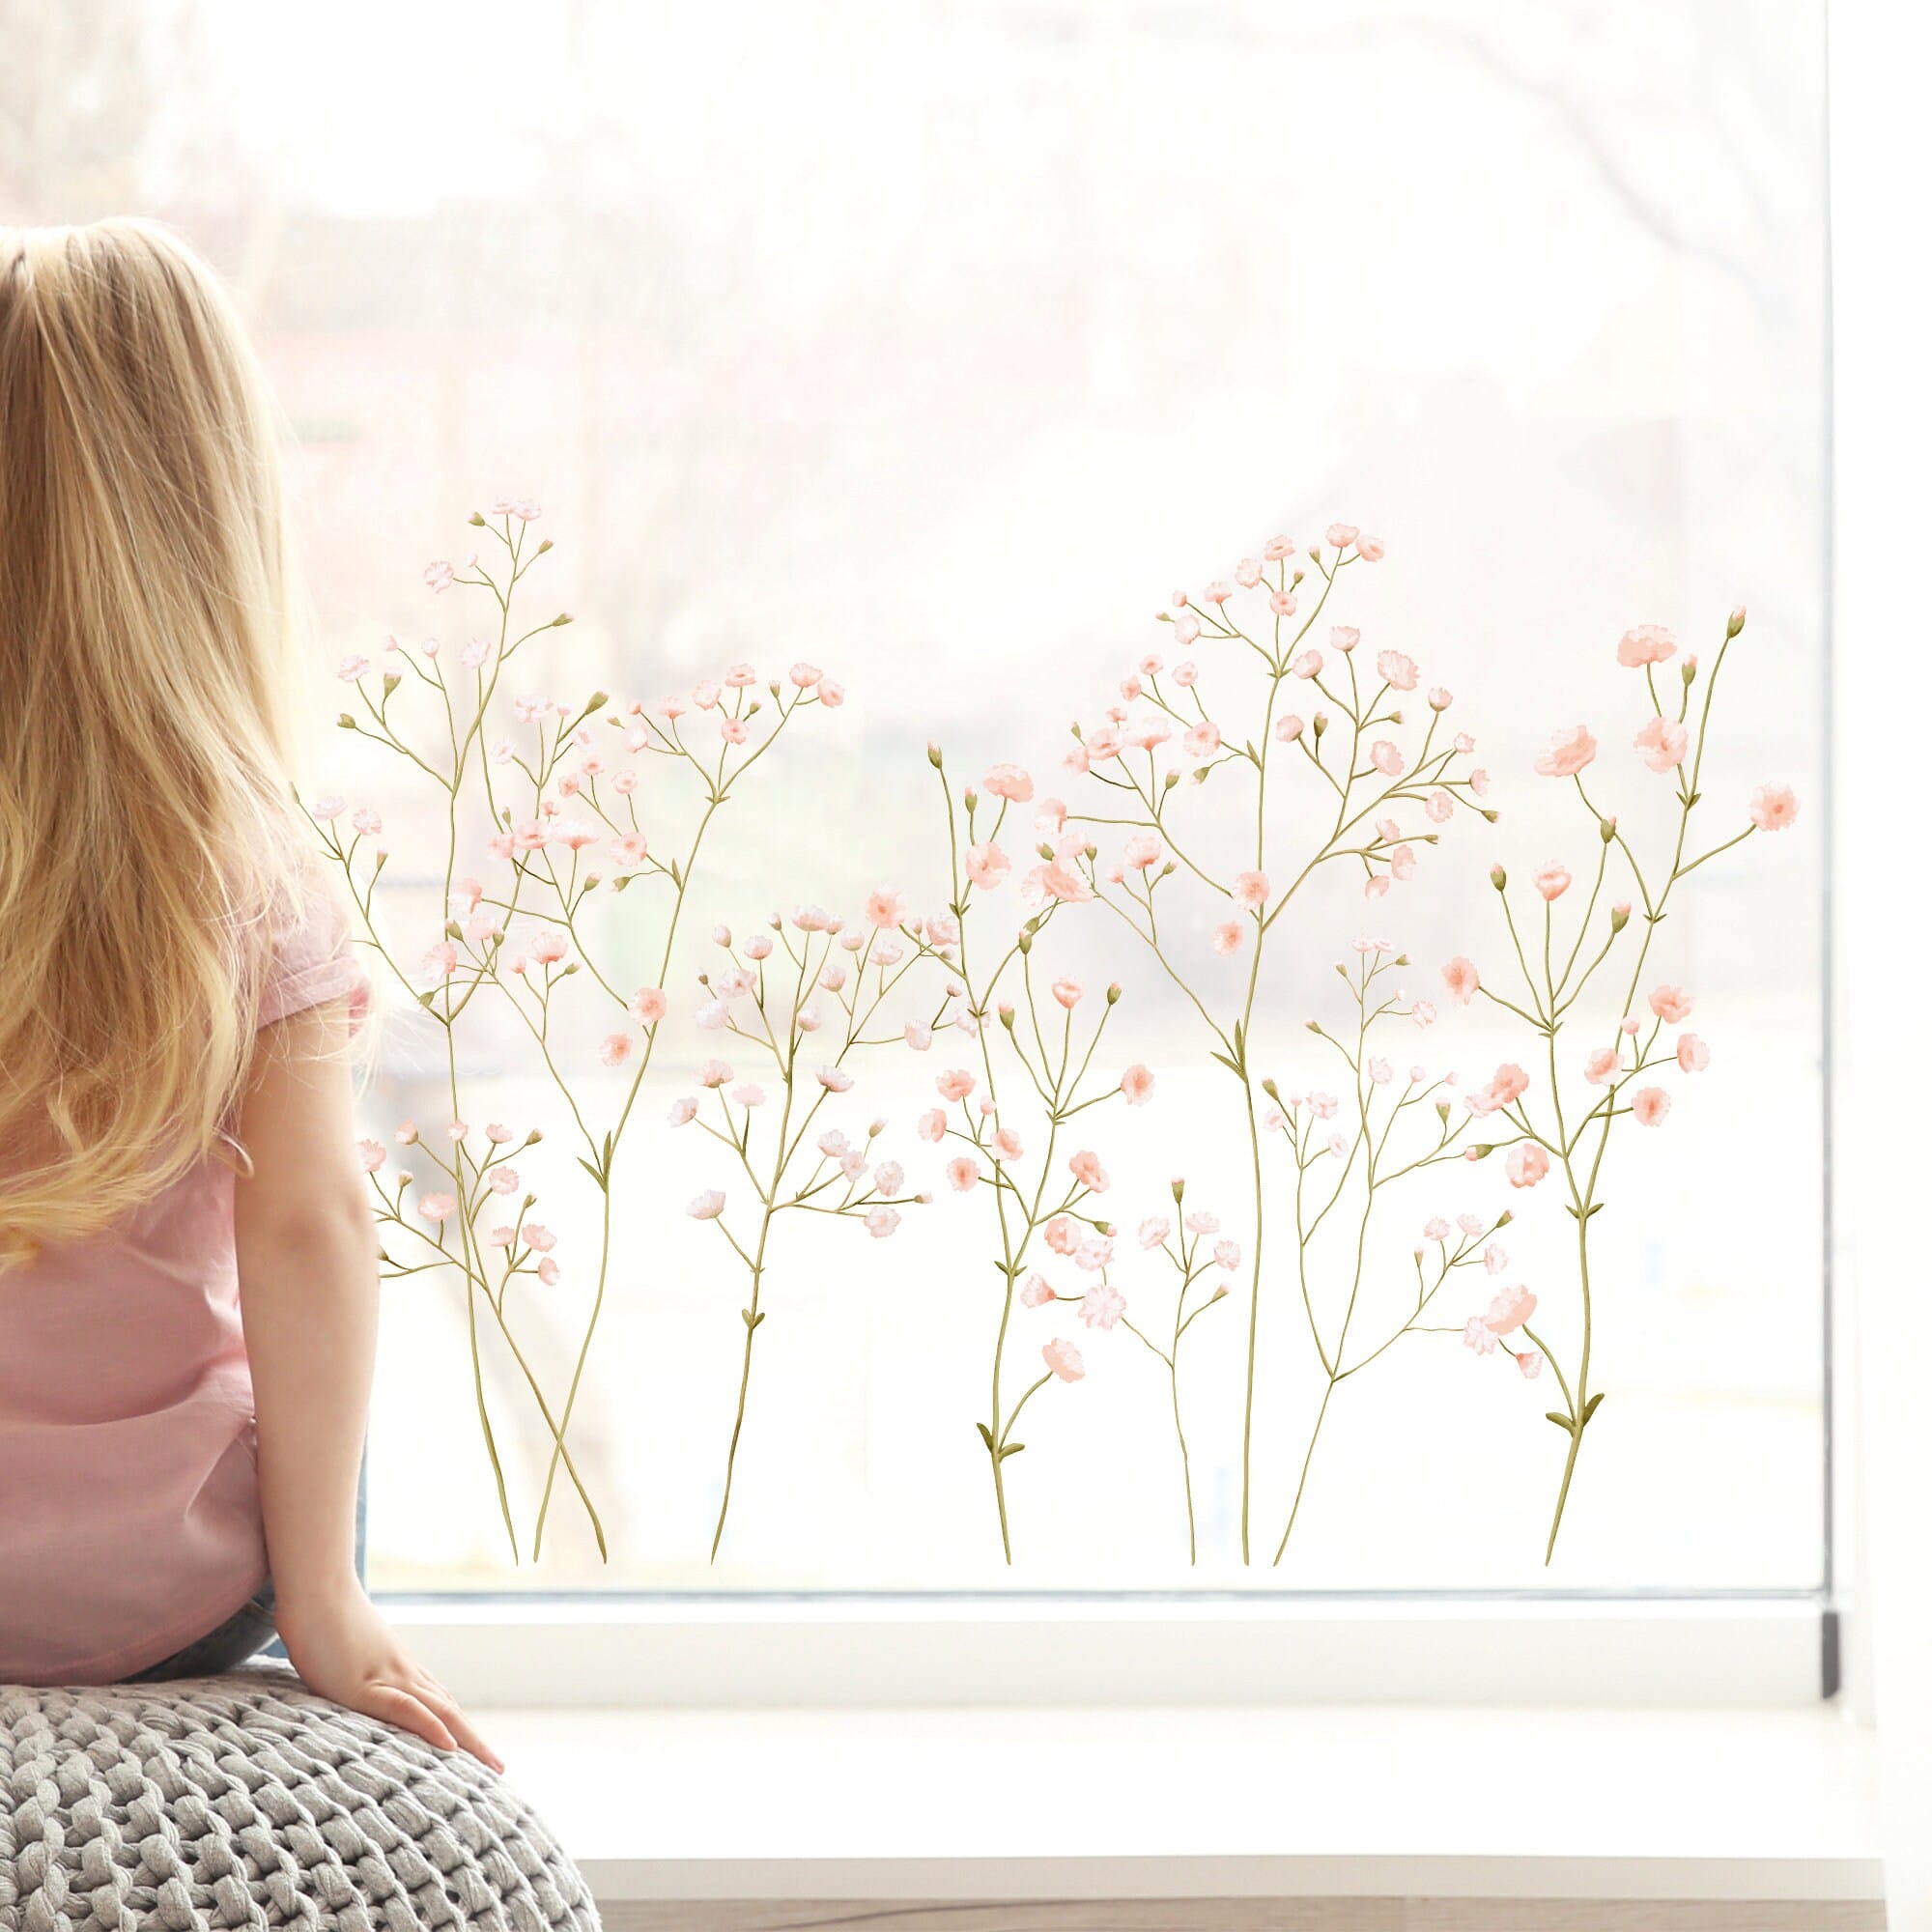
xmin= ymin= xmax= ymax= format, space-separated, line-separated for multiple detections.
xmin=469 ymin=511 xmax=487 ymax=526
xmin=1600 ymin=816 xmax=1617 ymax=844
xmin=1106 ymin=981 xmax=1122 ymax=1005
xmin=1490 ymin=865 xmax=1507 ymax=890
xmin=1496 ymin=1208 xmax=1514 ymax=1226
xmin=338 ymin=712 xmax=357 ymax=729
xmin=1171 ymin=1176 xmax=1186 ymax=1203
xmin=584 ymin=690 xmax=609 ymax=713
xmin=999 ymin=1002 xmax=1016 ymax=1029
xmin=445 ymin=919 xmax=463 ymax=939
xmin=1261 ymin=1077 xmax=1281 ymax=1102
xmin=713 ymin=924 xmax=732 ymax=947
xmin=552 ymin=611 xmax=574 ymax=627
xmin=1471 ymin=1144 xmax=1492 ymax=1159
xmin=582 ymin=873 xmax=601 ymax=892
xmin=383 ymin=672 xmax=402 ymax=695
xmin=1096 ymin=1222 xmax=1116 ymax=1238
xmin=963 ymin=787 xmax=979 ymax=811
xmin=1727 ymin=605 xmax=1747 ymax=639
xmin=1312 ymin=712 xmax=1329 ymax=737
xmin=1609 ymin=901 xmax=1631 ymax=931
xmin=1306 ymin=1018 xmax=1323 ymax=1034
xmin=1682 ymin=656 xmax=1698 ymax=685
xmin=1389 ymin=709 xmax=1404 ymax=726
xmin=1163 ymin=770 xmax=1180 ymax=791
xmin=526 ymin=1128 xmax=544 ymax=1145
xmin=1435 ymin=1098 xmax=1450 ymax=1121
xmin=1017 ymin=926 xmax=1034 ymax=953
xmin=536 ymin=538 xmax=554 ymax=554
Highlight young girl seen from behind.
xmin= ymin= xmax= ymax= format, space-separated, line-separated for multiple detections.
xmin=0 ymin=219 xmax=497 ymax=1767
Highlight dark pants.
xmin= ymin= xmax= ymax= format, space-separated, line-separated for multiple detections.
xmin=128 ymin=1581 xmax=278 ymax=1681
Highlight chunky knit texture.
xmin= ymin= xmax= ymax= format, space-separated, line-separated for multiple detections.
xmin=0 ymin=1666 xmax=599 ymax=1930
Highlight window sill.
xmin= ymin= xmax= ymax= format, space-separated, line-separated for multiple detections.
xmin=472 ymin=1699 xmax=1881 ymax=1909
xmin=396 ymin=1596 xmax=1829 ymax=1707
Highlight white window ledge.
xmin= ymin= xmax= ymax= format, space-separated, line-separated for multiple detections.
xmin=396 ymin=1597 xmax=1829 ymax=1708
xmin=472 ymin=1701 xmax=1881 ymax=1908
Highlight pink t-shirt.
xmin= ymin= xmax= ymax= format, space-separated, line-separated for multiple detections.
xmin=0 ymin=866 xmax=370 ymax=1686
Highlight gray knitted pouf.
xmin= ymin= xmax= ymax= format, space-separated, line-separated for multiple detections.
xmin=0 ymin=1666 xmax=600 ymax=1931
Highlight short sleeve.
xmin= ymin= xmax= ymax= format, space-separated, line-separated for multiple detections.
xmin=255 ymin=863 xmax=372 ymax=1033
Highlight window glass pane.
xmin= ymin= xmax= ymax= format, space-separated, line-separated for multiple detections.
xmin=12 ymin=0 xmax=1826 ymax=1592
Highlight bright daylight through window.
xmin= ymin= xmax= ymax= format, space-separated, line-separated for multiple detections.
xmin=8 ymin=0 xmax=1828 ymax=1599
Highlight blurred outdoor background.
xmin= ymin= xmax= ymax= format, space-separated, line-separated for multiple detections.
xmin=3 ymin=0 xmax=1829 ymax=1594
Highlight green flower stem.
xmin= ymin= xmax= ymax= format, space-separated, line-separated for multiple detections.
xmin=1529 ymin=621 xmax=1752 ymax=1562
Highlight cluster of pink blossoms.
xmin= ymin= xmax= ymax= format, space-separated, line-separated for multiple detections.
xmin=360 ymin=1118 xmax=560 ymax=1282
xmin=1533 ymin=621 xmax=1798 ymax=827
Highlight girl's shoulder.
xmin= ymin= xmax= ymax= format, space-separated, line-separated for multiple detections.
xmin=256 ymin=852 xmax=372 ymax=1034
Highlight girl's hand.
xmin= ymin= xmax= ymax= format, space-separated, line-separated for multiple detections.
xmin=277 ymin=1588 xmax=504 ymax=1773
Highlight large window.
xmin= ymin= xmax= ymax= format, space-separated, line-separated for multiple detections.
xmin=8 ymin=0 xmax=1829 ymax=1603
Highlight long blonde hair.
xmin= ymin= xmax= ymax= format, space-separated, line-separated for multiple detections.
xmin=0 ymin=218 xmax=319 ymax=1269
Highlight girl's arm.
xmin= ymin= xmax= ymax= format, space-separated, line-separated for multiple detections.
xmin=234 ymin=996 xmax=502 ymax=1772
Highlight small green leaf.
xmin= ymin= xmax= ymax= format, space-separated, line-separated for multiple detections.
xmin=998 ymin=1441 xmax=1026 ymax=1460
xmin=975 ymin=1421 xmax=996 ymax=1452
xmin=1545 ymin=1411 xmax=1575 ymax=1433
xmin=741 ymin=1308 xmax=765 ymax=1330
xmin=1209 ymin=1051 xmax=1241 ymax=1077
xmin=1581 ymin=1391 xmax=1605 ymax=1424
xmin=1584 ymin=1202 xmax=1605 ymax=1219
xmin=576 ymin=1155 xmax=607 ymax=1191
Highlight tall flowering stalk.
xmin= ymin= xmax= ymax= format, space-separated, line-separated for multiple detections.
xmin=1063 ymin=527 xmax=1487 ymax=1560
xmin=1113 ymin=1187 xmax=1236 ymax=1562
xmin=1444 ymin=609 xmax=1799 ymax=1560
xmin=1264 ymin=940 xmax=1512 ymax=1563
xmin=673 ymin=905 xmax=931 ymax=1558
xmin=905 ymin=751 xmax=1156 ymax=1562
xmin=312 ymin=507 xmax=838 ymax=1558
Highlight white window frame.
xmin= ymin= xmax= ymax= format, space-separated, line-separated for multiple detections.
xmin=385 ymin=1593 xmax=1835 ymax=1710
xmin=365 ymin=4 xmax=1859 ymax=1725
